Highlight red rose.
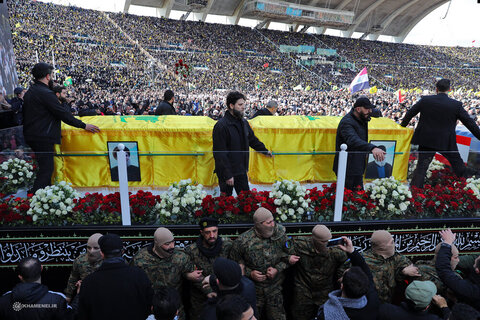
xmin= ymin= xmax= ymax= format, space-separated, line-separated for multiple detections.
xmin=244 ymin=205 xmax=252 ymax=213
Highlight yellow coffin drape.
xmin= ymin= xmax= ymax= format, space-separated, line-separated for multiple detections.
xmin=248 ymin=116 xmax=413 ymax=183
xmin=55 ymin=115 xmax=413 ymax=187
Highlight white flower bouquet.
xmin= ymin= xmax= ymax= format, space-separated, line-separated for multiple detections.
xmin=269 ymin=179 xmax=310 ymax=222
xmin=0 ymin=158 xmax=35 ymax=195
xmin=158 ymin=179 xmax=206 ymax=223
xmin=27 ymin=181 xmax=79 ymax=225
xmin=366 ymin=176 xmax=412 ymax=218
xmin=408 ymin=158 xmax=445 ymax=180
xmin=465 ymin=177 xmax=480 ymax=200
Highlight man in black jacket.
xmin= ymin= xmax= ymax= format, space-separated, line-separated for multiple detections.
xmin=0 ymin=256 xmax=72 ymax=320
xmin=77 ymin=233 xmax=153 ymax=320
xmin=436 ymin=229 xmax=480 ymax=311
xmin=10 ymin=87 xmax=25 ymax=125
xmin=315 ymin=236 xmax=380 ymax=320
xmin=155 ymin=90 xmax=176 ymax=115
xmin=251 ymin=100 xmax=277 ymax=119
xmin=333 ymin=96 xmax=385 ymax=190
xmin=212 ymin=91 xmax=272 ymax=196
xmin=378 ymin=280 xmax=451 ymax=320
xmin=401 ymin=79 xmax=480 ymax=188
xmin=200 ymin=257 xmax=258 ymax=320
xmin=23 ymin=63 xmax=100 ymax=193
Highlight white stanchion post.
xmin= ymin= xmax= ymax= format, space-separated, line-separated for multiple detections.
xmin=334 ymin=144 xmax=348 ymax=222
xmin=116 ymin=143 xmax=131 ymax=226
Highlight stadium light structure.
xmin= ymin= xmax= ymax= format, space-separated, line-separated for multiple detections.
xmin=243 ymin=0 xmax=354 ymax=27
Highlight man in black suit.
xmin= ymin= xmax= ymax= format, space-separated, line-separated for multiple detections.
xmin=155 ymin=90 xmax=176 ymax=115
xmin=400 ymin=79 xmax=480 ymax=188
xmin=23 ymin=63 xmax=100 ymax=193
xmin=251 ymin=100 xmax=277 ymax=118
xmin=365 ymin=145 xmax=393 ymax=179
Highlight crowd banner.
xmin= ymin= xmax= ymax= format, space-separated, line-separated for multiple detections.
xmin=54 ymin=115 xmax=413 ymax=187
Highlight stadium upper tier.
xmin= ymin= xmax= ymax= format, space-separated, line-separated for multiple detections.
xmin=126 ymin=0 xmax=449 ymax=43
xmin=6 ymin=0 xmax=480 ymax=92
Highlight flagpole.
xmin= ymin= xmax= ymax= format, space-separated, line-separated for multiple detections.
xmin=52 ymin=51 xmax=56 ymax=80
xmin=35 ymin=51 xmax=39 ymax=63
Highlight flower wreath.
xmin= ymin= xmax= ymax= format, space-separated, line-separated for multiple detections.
xmin=175 ymin=59 xmax=190 ymax=78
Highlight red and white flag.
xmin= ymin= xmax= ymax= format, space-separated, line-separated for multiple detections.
xmin=397 ymin=89 xmax=406 ymax=103
xmin=434 ymin=135 xmax=471 ymax=165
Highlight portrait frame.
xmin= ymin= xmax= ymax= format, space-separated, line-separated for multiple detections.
xmin=365 ymin=140 xmax=397 ymax=179
xmin=107 ymin=141 xmax=141 ymax=181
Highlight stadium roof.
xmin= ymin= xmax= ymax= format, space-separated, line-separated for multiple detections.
xmin=124 ymin=0 xmax=449 ymax=43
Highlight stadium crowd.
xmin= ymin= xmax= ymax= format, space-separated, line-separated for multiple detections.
xmin=4 ymin=0 xmax=480 ymax=128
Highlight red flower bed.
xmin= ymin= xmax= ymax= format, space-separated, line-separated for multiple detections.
xmin=308 ymin=184 xmax=377 ymax=221
xmin=0 ymin=195 xmax=32 ymax=225
xmin=407 ymin=167 xmax=480 ymax=218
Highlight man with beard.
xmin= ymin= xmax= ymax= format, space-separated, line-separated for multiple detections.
xmin=185 ymin=217 xmax=233 ymax=320
xmin=363 ymin=230 xmax=421 ymax=303
xmin=130 ymin=227 xmax=204 ymax=320
xmin=230 ymin=207 xmax=294 ymax=320
xmin=53 ymin=85 xmax=68 ymax=107
xmin=64 ymin=233 xmax=103 ymax=303
xmin=23 ymin=62 xmax=100 ymax=193
xmin=333 ymin=96 xmax=385 ymax=190
xmin=110 ymin=145 xmax=141 ymax=181
xmin=436 ymin=229 xmax=480 ymax=310
xmin=290 ymin=225 xmax=350 ymax=320
xmin=212 ymin=91 xmax=272 ymax=196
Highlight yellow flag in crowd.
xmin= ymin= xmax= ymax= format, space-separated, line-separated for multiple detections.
xmin=305 ymin=85 xmax=311 ymax=91
xmin=49 ymin=35 xmax=54 ymax=40
xmin=369 ymin=86 xmax=377 ymax=94
xmin=15 ymin=22 xmax=21 ymax=28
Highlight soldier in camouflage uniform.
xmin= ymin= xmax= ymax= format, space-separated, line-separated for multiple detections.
xmin=230 ymin=207 xmax=294 ymax=320
xmin=290 ymin=225 xmax=350 ymax=320
xmin=130 ymin=227 xmax=203 ymax=320
xmin=363 ymin=230 xmax=421 ymax=303
xmin=64 ymin=233 xmax=103 ymax=302
xmin=417 ymin=242 xmax=460 ymax=297
xmin=185 ymin=217 xmax=233 ymax=320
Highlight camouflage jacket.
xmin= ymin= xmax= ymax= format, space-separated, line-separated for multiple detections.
xmin=185 ymin=236 xmax=233 ymax=295
xmin=362 ymin=249 xmax=411 ymax=303
xmin=130 ymin=243 xmax=194 ymax=292
xmin=64 ymin=253 xmax=102 ymax=298
xmin=292 ymin=236 xmax=349 ymax=304
xmin=230 ymin=224 xmax=291 ymax=288
xmin=417 ymin=259 xmax=448 ymax=296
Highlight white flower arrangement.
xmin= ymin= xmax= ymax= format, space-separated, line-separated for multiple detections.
xmin=408 ymin=158 xmax=445 ymax=180
xmin=365 ymin=176 xmax=412 ymax=217
xmin=269 ymin=179 xmax=310 ymax=222
xmin=158 ymin=179 xmax=206 ymax=222
xmin=27 ymin=181 xmax=79 ymax=224
xmin=0 ymin=158 xmax=35 ymax=194
xmin=465 ymin=177 xmax=480 ymax=200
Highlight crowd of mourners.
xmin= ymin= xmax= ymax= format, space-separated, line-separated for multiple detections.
xmin=3 ymin=0 xmax=480 ymax=129
xmin=1 ymin=215 xmax=479 ymax=320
